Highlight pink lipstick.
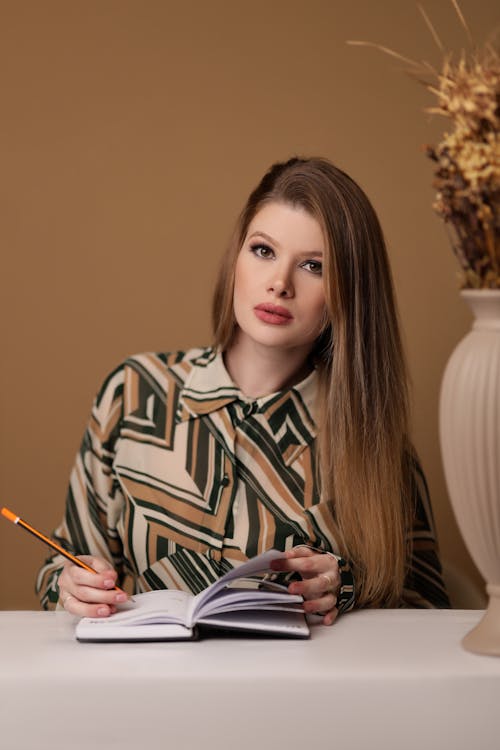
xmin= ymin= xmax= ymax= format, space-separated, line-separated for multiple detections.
xmin=254 ymin=303 xmax=293 ymax=325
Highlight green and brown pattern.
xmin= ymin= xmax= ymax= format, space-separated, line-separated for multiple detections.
xmin=36 ymin=347 xmax=448 ymax=610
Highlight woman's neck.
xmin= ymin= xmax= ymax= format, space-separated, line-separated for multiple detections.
xmin=223 ymin=333 xmax=314 ymax=398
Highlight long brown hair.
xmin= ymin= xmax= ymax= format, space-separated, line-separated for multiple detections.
xmin=212 ymin=157 xmax=413 ymax=606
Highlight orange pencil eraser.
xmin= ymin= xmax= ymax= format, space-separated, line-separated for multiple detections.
xmin=1 ymin=507 xmax=18 ymax=523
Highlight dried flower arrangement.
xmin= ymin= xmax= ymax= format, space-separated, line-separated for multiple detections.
xmin=349 ymin=1 xmax=500 ymax=289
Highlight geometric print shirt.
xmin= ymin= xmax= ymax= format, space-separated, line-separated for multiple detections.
xmin=36 ymin=347 xmax=450 ymax=611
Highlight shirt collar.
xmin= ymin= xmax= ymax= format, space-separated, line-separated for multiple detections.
xmin=177 ymin=348 xmax=318 ymax=451
xmin=178 ymin=348 xmax=241 ymax=418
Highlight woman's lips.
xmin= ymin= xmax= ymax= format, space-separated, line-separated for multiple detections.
xmin=254 ymin=303 xmax=293 ymax=325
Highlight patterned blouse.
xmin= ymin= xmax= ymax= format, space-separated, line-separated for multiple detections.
xmin=36 ymin=347 xmax=449 ymax=611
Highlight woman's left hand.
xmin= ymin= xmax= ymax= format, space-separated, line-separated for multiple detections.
xmin=270 ymin=546 xmax=340 ymax=626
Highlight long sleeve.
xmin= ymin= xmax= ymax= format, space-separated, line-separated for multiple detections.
xmin=36 ymin=365 xmax=127 ymax=610
xmin=400 ymin=456 xmax=450 ymax=608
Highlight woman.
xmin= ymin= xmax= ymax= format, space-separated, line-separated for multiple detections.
xmin=36 ymin=157 xmax=450 ymax=624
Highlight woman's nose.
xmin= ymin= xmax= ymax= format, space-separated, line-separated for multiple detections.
xmin=268 ymin=269 xmax=294 ymax=298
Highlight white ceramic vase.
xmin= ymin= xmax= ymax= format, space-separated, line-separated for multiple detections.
xmin=439 ymin=289 xmax=500 ymax=655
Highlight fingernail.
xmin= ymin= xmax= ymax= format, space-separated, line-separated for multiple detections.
xmin=103 ymin=579 xmax=114 ymax=588
xmin=97 ymin=607 xmax=108 ymax=616
xmin=115 ymin=593 xmax=127 ymax=602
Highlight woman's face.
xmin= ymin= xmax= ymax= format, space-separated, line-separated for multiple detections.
xmin=232 ymin=201 xmax=326 ymax=357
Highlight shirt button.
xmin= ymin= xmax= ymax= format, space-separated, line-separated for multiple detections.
xmin=221 ymin=474 xmax=230 ymax=487
xmin=210 ymin=549 xmax=222 ymax=562
xmin=242 ymin=402 xmax=257 ymax=418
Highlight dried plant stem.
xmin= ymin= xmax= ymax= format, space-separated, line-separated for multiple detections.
xmin=417 ymin=3 xmax=445 ymax=53
xmin=451 ymin=0 xmax=474 ymax=46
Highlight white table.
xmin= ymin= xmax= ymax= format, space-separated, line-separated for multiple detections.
xmin=1 ymin=609 xmax=499 ymax=750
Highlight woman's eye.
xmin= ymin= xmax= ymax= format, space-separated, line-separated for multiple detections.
xmin=250 ymin=243 xmax=274 ymax=259
xmin=302 ymin=260 xmax=323 ymax=275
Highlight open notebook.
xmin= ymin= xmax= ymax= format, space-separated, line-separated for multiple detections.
xmin=75 ymin=549 xmax=310 ymax=641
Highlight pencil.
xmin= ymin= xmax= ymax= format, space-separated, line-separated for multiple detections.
xmin=1 ymin=506 xmax=128 ymax=596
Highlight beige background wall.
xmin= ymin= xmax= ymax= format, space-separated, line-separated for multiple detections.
xmin=1 ymin=0 xmax=496 ymax=609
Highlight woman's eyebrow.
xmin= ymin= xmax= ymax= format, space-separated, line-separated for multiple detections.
xmin=248 ymin=230 xmax=278 ymax=244
xmin=301 ymin=250 xmax=323 ymax=258
xmin=247 ymin=231 xmax=324 ymax=258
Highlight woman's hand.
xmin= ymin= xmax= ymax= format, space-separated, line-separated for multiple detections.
xmin=58 ymin=555 xmax=128 ymax=618
xmin=270 ymin=546 xmax=340 ymax=626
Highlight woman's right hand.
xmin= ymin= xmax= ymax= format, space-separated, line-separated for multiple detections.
xmin=58 ymin=555 xmax=128 ymax=618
